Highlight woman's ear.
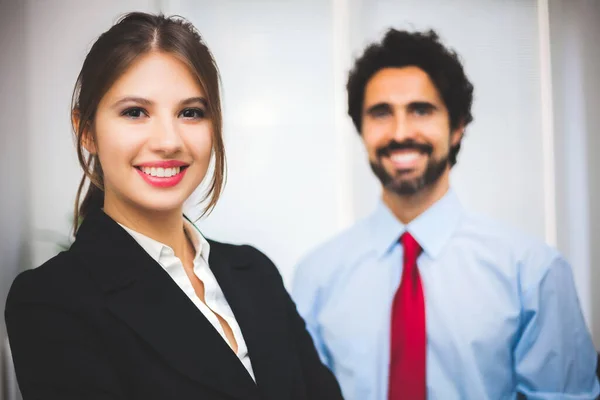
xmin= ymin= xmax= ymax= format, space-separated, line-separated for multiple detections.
xmin=72 ymin=110 xmax=97 ymax=154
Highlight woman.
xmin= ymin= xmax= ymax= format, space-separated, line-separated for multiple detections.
xmin=5 ymin=12 xmax=343 ymax=400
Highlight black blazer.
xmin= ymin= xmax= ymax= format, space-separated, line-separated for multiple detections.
xmin=5 ymin=209 xmax=343 ymax=400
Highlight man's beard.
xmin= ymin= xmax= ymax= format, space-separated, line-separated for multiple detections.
xmin=369 ymin=139 xmax=449 ymax=196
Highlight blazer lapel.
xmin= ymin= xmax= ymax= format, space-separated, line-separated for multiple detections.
xmin=208 ymin=242 xmax=294 ymax=400
xmin=71 ymin=209 xmax=259 ymax=400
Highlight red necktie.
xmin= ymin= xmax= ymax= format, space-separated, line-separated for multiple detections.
xmin=388 ymin=232 xmax=426 ymax=400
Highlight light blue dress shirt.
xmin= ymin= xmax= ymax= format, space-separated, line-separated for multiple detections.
xmin=292 ymin=190 xmax=599 ymax=400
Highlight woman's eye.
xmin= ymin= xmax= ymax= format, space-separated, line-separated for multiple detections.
xmin=121 ymin=107 xmax=147 ymax=119
xmin=180 ymin=108 xmax=205 ymax=119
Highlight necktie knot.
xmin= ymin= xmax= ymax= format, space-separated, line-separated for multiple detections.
xmin=401 ymin=232 xmax=422 ymax=274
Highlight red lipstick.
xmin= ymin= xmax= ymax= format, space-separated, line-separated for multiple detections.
xmin=135 ymin=161 xmax=189 ymax=188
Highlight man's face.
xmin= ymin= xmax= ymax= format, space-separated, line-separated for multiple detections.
xmin=361 ymin=66 xmax=462 ymax=196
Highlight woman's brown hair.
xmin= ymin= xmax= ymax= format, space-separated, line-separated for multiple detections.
xmin=71 ymin=12 xmax=225 ymax=233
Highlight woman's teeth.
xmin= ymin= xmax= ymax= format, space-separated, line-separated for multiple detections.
xmin=140 ymin=166 xmax=181 ymax=177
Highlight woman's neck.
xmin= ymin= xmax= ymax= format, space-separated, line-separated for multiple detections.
xmin=102 ymin=199 xmax=189 ymax=262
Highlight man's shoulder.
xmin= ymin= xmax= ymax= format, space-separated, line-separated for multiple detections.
xmin=462 ymin=212 xmax=557 ymax=255
xmin=294 ymin=217 xmax=373 ymax=282
xmin=459 ymin=212 xmax=564 ymax=284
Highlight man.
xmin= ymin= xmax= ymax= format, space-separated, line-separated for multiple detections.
xmin=292 ymin=28 xmax=599 ymax=400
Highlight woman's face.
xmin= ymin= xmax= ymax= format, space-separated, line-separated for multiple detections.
xmin=90 ymin=51 xmax=213 ymax=216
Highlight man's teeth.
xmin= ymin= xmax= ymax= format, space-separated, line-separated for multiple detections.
xmin=390 ymin=151 xmax=420 ymax=162
xmin=140 ymin=166 xmax=181 ymax=177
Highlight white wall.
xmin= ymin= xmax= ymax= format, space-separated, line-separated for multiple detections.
xmin=583 ymin=2 xmax=600 ymax=350
xmin=171 ymin=0 xmax=340 ymax=285
xmin=171 ymin=0 xmax=548 ymax=290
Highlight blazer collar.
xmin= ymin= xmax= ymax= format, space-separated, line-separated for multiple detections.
xmin=207 ymin=242 xmax=294 ymax=400
xmin=70 ymin=209 xmax=260 ymax=400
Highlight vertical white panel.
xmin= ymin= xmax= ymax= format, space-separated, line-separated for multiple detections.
xmin=549 ymin=0 xmax=600 ymax=341
xmin=332 ymin=0 xmax=356 ymax=230
xmin=537 ymin=0 xmax=558 ymax=247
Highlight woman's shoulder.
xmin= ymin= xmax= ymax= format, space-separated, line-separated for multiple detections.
xmin=207 ymin=239 xmax=280 ymax=277
xmin=208 ymin=239 xmax=268 ymax=260
xmin=5 ymin=249 xmax=94 ymax=310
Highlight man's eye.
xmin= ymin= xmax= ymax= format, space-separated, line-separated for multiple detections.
xmin=372 ymin=108 xmax=391 ymax=118
xmin=367 ymin=105 xmax=392 ymax=119
xmin=412 ymin=105 xmax=434 ymax=116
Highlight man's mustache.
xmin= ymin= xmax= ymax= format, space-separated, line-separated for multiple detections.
xmin=376 ymin=140 xmax=434 ymax=158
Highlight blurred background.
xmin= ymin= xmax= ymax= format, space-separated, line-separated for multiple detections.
xmin=1 ymin=0 xmax=599 ymax=398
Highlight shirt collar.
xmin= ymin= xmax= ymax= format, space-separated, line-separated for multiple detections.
xmin=183 ymin=217 xmax=211 ymax=262
xmin=117 ymin=217 xmax=211 ymax=265
xmin=368 ymin=189 xmax=464 ymax=259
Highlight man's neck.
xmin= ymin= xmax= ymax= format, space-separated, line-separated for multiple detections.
xmin=382 ymin=172 xmax=451 ymax=225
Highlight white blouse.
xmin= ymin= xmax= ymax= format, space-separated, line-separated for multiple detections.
xmin=118 ymin=220 xmax=256 ymax=381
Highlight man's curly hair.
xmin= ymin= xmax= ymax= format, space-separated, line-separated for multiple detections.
xmin=347 ymin=29 xmax=474 ymax=166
